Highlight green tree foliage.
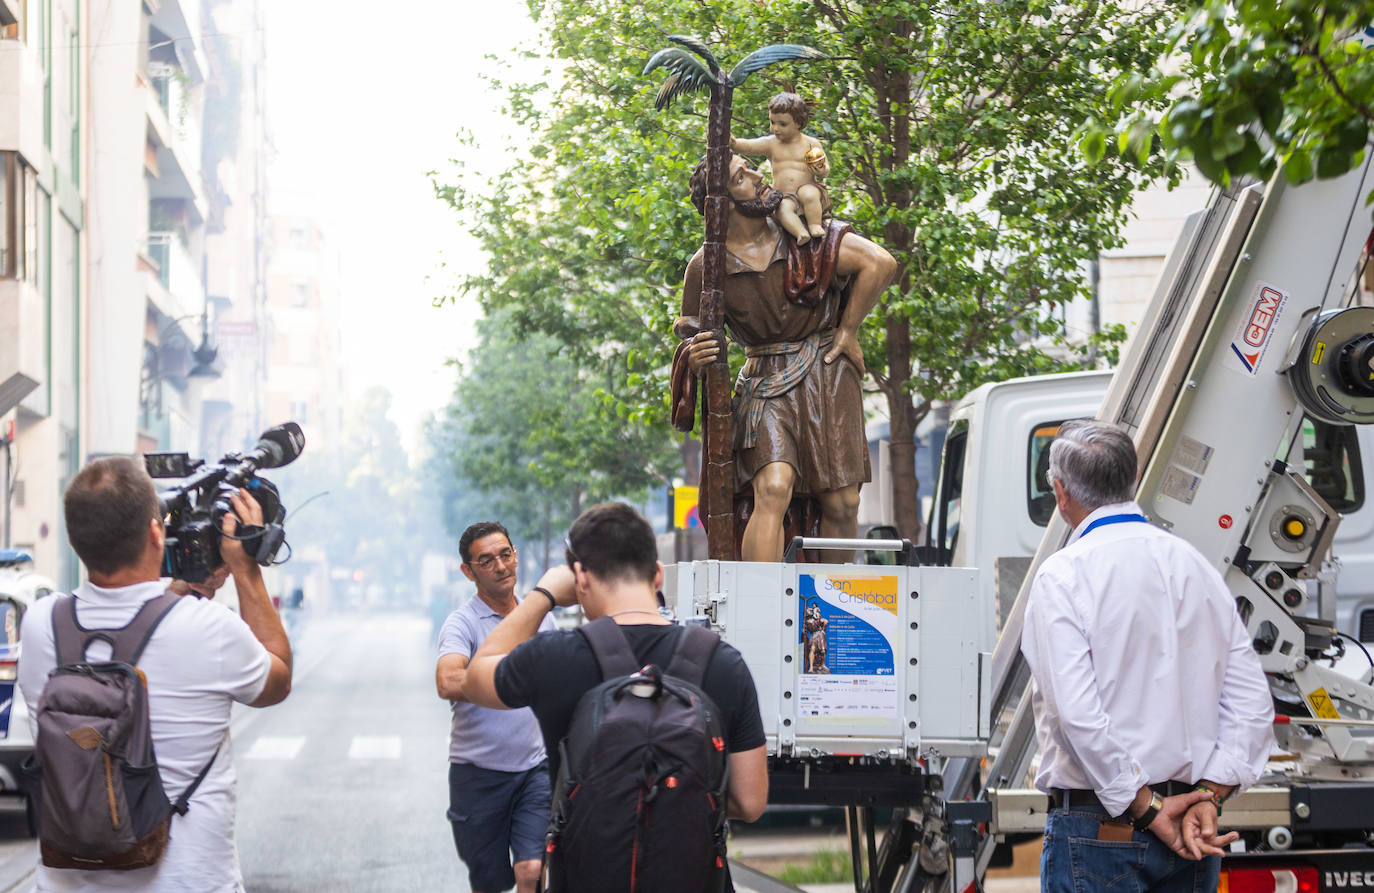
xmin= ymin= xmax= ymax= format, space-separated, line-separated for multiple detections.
xmin=427 ymin=310 xmax=680 ymax=566
xmin=1108 ymin=1 xmax=1373 ymax=197
xmin=435 ymin=0 xmax=1177 ymax=536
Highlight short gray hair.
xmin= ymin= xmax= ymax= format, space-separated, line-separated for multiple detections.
xmin=1047 ymin=420 xmax=1137 ymax=511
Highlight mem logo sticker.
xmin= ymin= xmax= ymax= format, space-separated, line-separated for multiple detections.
xmin=1229 ymin=284 xmax=1289 ymax=376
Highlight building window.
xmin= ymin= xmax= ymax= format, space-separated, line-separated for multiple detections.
xmin=0 ymin=1 xmax=25 ymax=39
xmin=0 ymin=152 xmax=40 ymax=283
xmin=0 ymin=156 xmax=7 ymax=274
xmin=67 ymin=25 xmax=79 ymax=180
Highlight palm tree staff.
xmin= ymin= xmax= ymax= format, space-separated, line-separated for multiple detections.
xmin=646 ymin=36 xmax=824 ymax=559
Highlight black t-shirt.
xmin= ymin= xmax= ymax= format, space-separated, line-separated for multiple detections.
xmin=495 ymin=622 xmax=766 ymax=781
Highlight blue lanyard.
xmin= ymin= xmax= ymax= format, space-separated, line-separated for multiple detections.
xmin=1079 ymin=513 xmax=1149 ymax=537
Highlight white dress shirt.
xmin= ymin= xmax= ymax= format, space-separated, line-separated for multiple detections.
xmin=1022 ymin=501 xmax=1274 ymax=816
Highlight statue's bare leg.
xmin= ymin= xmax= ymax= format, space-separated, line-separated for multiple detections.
xmin=817 ymin=485 xmax=862 ymax=562
xmin=775 ymin=197 xmax=811 ymax=246
xmin=798 ymin=184 xmax=826 ymax=239
xmin=743 ymin=461 xmax=796 ymax=562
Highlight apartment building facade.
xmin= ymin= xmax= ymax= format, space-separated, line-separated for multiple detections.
xmin=0 ymin=0 xmax=269 ymax=587
xmin=1 ymin=0 xmax=87 ymax=587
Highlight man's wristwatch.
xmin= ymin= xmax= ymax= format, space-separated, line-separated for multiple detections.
xmin=1130 ymin=792 xmax=1165 ymax=832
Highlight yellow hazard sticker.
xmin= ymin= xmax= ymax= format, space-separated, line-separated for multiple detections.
xmin=1307 ymin=688 xmax=1341 ymax=720
xmin=1312 ymin=341 xmax=1326 ymax=364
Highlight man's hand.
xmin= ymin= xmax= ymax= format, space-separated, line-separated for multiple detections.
xmin=686 ymin=331 xmax=727 ymax=375
xmin=168 ymin=565 xmax=231 ymax=599
xmin=1146 ymin=790 xmax=1219 ymax=859
xmin=221 ymin=488 xmax=264 ymax=570
xmin=1181 ymin=799 xmax=1238 ymax=859
xmin=824 ymin=328 xmax=865 ymax=375
xmin=535 ymin=565 xmax=577 ymax=606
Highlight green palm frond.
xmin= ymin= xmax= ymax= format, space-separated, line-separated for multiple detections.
xmin=644 ymin=48 xmax=717 ymax=109
xmin=643 ymin=47 xmax=713 ymax=81
xmin=728 ymin=44 xmax=826 ymax=88
xmin=653 ymin=70 xmax=713 ymax=110
xmin=666 ymin=34 xmax=720 ymax=74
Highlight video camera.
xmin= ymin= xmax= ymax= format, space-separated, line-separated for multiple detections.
xmin=145 ymin=422 xmax=306 ymax=583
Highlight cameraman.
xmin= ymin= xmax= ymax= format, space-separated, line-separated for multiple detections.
xmin=18 ymin=456 xmax=292 ymax=892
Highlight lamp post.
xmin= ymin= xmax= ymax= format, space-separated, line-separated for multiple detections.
xmin=139 ymin=307 xmax=222 ymax=445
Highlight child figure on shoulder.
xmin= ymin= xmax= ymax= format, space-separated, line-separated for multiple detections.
xmin=730 ymin=92 xmax=831 ymax=245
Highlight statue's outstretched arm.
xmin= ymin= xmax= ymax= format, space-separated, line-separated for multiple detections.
xmin=730 ymin=135 xmax=773 ymax=157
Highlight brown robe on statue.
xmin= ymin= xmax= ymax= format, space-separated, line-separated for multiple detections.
xmin=674 ymin=219 xmax=872 ymax=556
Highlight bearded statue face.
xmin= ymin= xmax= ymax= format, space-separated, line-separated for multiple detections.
xmin=734 ymin=186 xmax=784 ymax=219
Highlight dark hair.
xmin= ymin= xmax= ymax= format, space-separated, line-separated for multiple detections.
xmin=565 ymin=503 xmax=657 ymax=585
xmin=768 ymin=92 xmax=809 ymax=128
xmin=459 ymin=521 xmax=512 ymax=564
xmin=64 ymin=457 xmax=161 ymax=576
xmin=689 ymin=155 xmax=711 ymax=215
xmin=1047 ymin=420 xmax=1138 ymax=511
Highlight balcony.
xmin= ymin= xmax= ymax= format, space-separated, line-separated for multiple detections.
xmin=143 ymin=231 xmax=205 ymax=322
xmin=143 ymin=67 xmax=206 ymax=224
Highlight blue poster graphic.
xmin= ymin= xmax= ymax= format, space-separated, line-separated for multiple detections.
xmin=796 ymin=572 xmax=899 ymax=716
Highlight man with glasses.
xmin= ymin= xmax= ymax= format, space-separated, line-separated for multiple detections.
xmin=435 ymin=522 xmax=555 ymax=893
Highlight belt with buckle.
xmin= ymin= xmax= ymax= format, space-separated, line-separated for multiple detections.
xmin=1048 ymin=780 xmax=1194 ymax=813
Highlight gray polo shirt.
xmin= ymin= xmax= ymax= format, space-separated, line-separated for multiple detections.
xmin=438 ymin=594 xmax=555 ymax=772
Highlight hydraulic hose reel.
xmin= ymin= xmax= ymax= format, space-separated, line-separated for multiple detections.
xmin=1287 ymin=307 xmax=1374 ymax=425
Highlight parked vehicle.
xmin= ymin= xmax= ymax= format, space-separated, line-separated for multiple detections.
xmin=0 ymin=549 xmax=56 ymax=831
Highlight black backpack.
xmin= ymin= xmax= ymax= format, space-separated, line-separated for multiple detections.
xmin=546 ymin=618 xmax=730 ymax=893
xmin=24 ymin=593 xmax=219 ymax=870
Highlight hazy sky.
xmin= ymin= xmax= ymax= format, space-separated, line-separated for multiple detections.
xmin=264 ymin=1 xmax=543 ymax=452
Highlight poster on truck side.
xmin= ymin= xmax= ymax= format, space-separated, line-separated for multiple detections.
xmin=795 ymin=571 xmax=899 ymax=717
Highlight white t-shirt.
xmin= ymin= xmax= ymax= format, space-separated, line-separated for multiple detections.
xmin=18 ymin=581 xmax=272 ymax=893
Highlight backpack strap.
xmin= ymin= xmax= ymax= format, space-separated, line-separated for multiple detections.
xmin=171 ymin=737 xmax=222 ymax=816
xmin=665 ymin=623 xmax=719 ymax=688
xmin=52 ymin=592 xmax=184 ymax=666
xmin=578 ymin=617 xmax=640 ymax=680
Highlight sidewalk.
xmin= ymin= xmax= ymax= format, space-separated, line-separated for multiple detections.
xmin=730 ymin=827 xmax=1040 ymax=893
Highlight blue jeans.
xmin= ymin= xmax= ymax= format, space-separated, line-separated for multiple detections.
xmin=1041 ymin=806 xmax=1221 ymax=893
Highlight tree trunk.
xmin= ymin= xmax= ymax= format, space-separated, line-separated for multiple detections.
xmin=875 ymin=22 xmax=923 ymax=542
xmin=540 ymin=501 xmax=551 ymax=570
xmin=883 ymin=313 xmax=922 ymax=541
xmin=699 ymin=73 xmax=736 ymax=560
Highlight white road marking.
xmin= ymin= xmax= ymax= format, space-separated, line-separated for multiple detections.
xmin=348 ymin=735 xmax=402 ymax=760
xmin=244 ymin=736 xmax=306 ymax=760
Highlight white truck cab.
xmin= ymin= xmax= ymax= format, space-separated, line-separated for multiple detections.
xmin=925 ymin=370 xmax=1374 ymax=646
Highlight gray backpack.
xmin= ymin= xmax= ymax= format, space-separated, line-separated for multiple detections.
xmin=24 ymin=593 xmax=219 ymax=870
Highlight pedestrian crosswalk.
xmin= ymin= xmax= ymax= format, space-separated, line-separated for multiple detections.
xmin=243 ymin=735 xmax=306 ymax=760
xmin=242 ymin=734 xmax=403 ymax=760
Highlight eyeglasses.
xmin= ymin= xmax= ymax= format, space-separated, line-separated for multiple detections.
xmin=563 ymin=537 xmax=578 ymax=569
xmin=471 ymin=547 xmax=517 ymax=571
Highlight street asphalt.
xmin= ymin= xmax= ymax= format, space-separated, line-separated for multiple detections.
xmin=0 ymin=611 xmax=1043 ymax=892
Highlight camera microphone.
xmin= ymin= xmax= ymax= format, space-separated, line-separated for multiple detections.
xmin=243 ymin=422 xmax=305 ymax=470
